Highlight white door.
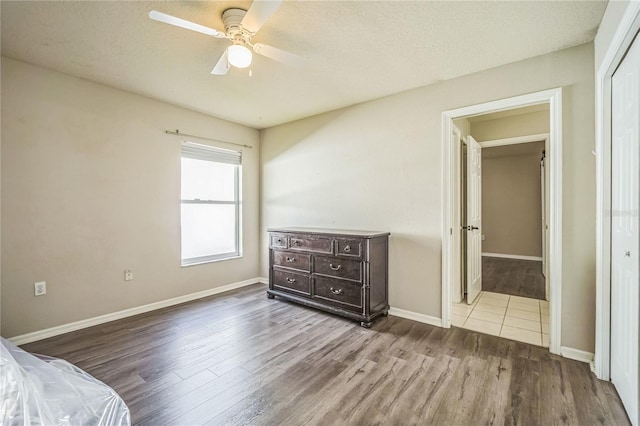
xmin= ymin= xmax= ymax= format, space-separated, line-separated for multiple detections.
xmin=466 ymin=135 xmax=482 ymax=304
xmin=611 ymin=32 xmax=639 ymax=426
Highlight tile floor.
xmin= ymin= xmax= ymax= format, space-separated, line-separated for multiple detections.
xmin=452 ymin=291 xmax=549 ymax=347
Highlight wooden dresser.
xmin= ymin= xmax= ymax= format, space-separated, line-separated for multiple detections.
xmin=267 ymin=227 xmax=390 ymax=327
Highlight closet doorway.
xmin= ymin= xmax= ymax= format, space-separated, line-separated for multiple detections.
xmin=441 ymin=89 xmax=562 ymax=355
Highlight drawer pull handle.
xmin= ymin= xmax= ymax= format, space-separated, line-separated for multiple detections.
xmin=286 ymin=277 xmax=296 ymax=284
xmin=275 ymin=239 xmax=282 ymax=244
xmin=344 ymin=245 xmax=351 ymax=252
xmin=286 ymin=257 xmax=296 ymax=263
xmin=292 ymin=240 xmax=301 ymax=246
xmin=330 ymin=287 xmax=344 ymax=295
xmin=329 ymin=263 xmax=342 ymax=271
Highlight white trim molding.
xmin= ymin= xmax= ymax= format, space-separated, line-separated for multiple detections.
xmin=441 ymin=88 xmax=563 ymax=355
xmin=259 ymin=276 xmax=269 ymax=284
xmin=482 ymin=253 xmax=543 ymax=261
xmin=561 ymin=346 xmax=595 ymax=365
xmin=8 ymin=278 xmax=264 ymax=346
xmin=479 ymin=133 xmax=550 ymax=148
xmin=594 ymin=1 xmax=640 ymax=381
xmin=388 ymin=307 xmax=442 ymax=327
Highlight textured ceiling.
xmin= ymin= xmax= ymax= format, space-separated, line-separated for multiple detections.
xmin=1 ymin=1 xmax=606 ymax=129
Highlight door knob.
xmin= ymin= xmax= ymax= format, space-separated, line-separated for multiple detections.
xmin=625 ymin=251 xmax=631 ymax=257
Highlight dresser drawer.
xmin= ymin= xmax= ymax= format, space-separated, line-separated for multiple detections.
xmin=314 ymin=256 xmax=362 ymax=282
xmin=313 ymin=276 xmax=362 ymax=310
xmin=272 ymin=250 xmax=311 ymax=272
xmin=288 ymin=235 xmax=333 ymax=254
xmin=270 ymin=233 xmax=288 ymax=249
xmin=272 ymin=269 xmax=310 ymax=295
xmin=336 ymin=238 xmax=363 ymax=258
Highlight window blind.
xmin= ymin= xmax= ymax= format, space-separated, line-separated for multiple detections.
xmin=181 ymin=141 xmax=242 ymax=165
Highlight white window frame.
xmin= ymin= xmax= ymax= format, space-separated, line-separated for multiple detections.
xmin=181 ymin=141 xmax=242 ymax=266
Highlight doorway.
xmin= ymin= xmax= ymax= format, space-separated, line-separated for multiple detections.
xmin=441 ymin=88 xmax=562 ymax=355
xmin=451 ymin=108 xmax=550 ymax=347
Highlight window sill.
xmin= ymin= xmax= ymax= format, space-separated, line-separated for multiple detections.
xmin=181 ymin=255 xmax=242 ymax=267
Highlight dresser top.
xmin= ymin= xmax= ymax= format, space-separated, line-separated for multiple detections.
xmin=268 ymin=227 xmax=390 ymax=238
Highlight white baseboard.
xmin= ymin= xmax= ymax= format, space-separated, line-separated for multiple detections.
xmin=8 ymin=278 xmax=264 ymax=346
xmin=388 ymin=307 xmax=443 ymax=327
xmin=482 ymin=252 xmax=543 ymax=261
xmin=258 ymin=276 xmax=269 ymax=284
xmin=560 ymin=346 xmax=595 ymax=364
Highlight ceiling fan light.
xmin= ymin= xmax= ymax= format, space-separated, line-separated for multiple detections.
xmin=227 ymin=44 xmax=252 ymax=68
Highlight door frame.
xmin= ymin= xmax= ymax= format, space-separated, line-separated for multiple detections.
xmin=478 ymin=133 xmax=551 ymax=299
xmin=594 ymin=2 xmax=640 ymax=381
xmin=441 ymin=88 xmax=563 ymax=355
xmin=451 ymin=125 xmax=464 ymax=304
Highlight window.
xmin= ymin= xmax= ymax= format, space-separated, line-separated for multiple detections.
xmin=181 ymin=142 xmax=241 ymax=266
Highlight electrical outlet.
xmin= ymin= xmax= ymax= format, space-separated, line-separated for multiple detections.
xmin=34 ymin=281 xmax=47 ymax=296
xmin=124 ymin=270 xmax=133 ymax=281
xmin=482 ymin=234 xmax=486 ymax=241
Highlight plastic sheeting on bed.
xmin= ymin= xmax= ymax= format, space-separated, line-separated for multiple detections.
xmin=1 ymin=337 xmax=130 ymax=425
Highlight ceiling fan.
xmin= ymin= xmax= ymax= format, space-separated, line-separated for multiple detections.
xmin=149 ymin=1 xmax=304 ymax=75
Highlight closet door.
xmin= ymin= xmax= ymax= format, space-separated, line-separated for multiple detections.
xmin=610 ymin=32 xmax=639 ymax=426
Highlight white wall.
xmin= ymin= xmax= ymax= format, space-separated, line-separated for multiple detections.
xmin=1 ymin=58 xmax=260 ymax=338
xmin=261 ymin=43 xmax=596 ymax=352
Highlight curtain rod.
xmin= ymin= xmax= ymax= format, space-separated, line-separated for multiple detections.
xmin=165 ymin=129 xmax=253 ymax=149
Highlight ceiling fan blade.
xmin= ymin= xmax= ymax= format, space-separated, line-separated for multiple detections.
xmin=241 ymin=1 xmax=282 ymax=33
xmin=253 ymin=43 xmax=305 ymax=67
xmin=149 ymin=10 xmax=225 ymax=38
xmin=211 ymin=50 xmax=230 ymax=75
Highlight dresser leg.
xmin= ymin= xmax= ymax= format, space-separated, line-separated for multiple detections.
xmin=267 ymin=293 xmax=275 ymax=299
xmin=360 ymin=321 xmax=372 ymax=328
xmin=382 ymin=310 xmax=389 ymax=317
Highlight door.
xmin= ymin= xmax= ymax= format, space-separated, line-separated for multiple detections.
xmin=611 ymin=32 xmax=639 ymax=426
xmin=466 ymin=135 xmax=482 ymax=304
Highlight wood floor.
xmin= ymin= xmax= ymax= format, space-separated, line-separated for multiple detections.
xmin=483 ymin=256 xmax=546 ymax=300
xmin=21 ymin=284 xmax=628 ymax=425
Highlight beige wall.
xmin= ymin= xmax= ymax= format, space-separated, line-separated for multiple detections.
xmin=261 ymin=43 xmax=596 ymax=352
xmin=482 ymin=143 xmax=545 ymax=257
xmin=1 ymin=58 xmax=260 ymax=338
xmin=471 ymin=110 xmax=549 ymax=142
xmin=453 ymin=118 xmax=470 ymax=137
